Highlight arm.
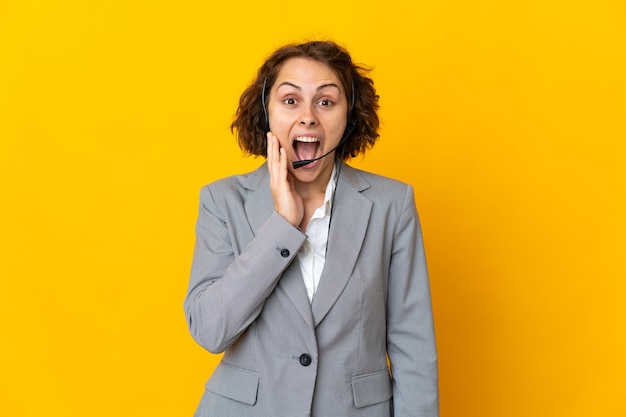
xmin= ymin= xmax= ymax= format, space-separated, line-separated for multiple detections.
xmin=184 ymin=185 xmax=306 ymax=353
xmin=387 ymin=184 xmax=439 ymax=416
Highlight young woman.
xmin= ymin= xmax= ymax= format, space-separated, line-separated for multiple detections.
xmin=184 ymin=40 xmax=439 ymax=417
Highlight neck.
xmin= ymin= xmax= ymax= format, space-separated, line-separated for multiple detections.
xmin=294 ymin=161 xmax=335 ymax=199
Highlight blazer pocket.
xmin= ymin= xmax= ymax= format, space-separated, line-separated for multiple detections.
xmin=206 ymin=361 xmax=260 ymax=405
xmin=351 ymin=369 xmax=393 ymax=409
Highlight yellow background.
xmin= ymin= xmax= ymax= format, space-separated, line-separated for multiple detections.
xmin=1 ymin=0 xmax=624 ymax=416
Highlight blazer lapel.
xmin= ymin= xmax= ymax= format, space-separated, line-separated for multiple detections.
xmin=243 ymin=163 xmax=314 ymax=329
xmin=277 ymin=261 xmax=315 ymax=330
xmin=311 ymin=164 xmax=372 ymax=327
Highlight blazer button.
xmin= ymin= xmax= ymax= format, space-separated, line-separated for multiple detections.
xmin=280 ymin=249 xmax=290 ymax=258
xmin=299 ymin=353 xmax=312 ymax=367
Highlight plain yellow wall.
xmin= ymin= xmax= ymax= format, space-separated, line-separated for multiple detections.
xmin=1 ymin=1 xmax=624 ymax=416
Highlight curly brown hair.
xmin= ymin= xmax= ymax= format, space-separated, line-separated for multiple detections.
xmin=231 ymin=40 xmax=380 ymax=159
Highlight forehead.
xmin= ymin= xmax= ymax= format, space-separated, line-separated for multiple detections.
xmin=274 ymin=57 xmax=342 ymax=90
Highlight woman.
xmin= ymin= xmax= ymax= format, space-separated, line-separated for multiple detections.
xmin=184 ymin=40 xmax=438 ymax=417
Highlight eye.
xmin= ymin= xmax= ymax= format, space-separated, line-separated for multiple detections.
xmin=283 ymin=97 xmax=298 ymax=105
xmin=318 ymin=98 xmax=334 ymax=106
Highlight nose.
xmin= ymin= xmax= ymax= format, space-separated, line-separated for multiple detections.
xmin=299 ymin=106 xmax=317 ymax=126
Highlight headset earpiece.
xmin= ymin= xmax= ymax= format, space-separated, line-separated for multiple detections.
xmin=261 ymin=77 xmax=270 ymax=133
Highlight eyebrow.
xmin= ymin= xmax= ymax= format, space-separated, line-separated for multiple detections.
xmin=276 ymin=81 xmax=341 ymax=93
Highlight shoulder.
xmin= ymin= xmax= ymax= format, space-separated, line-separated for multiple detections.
xmin=341 ymin=165 xmax=419 ymax=226
xmin=199 ymin=164 xmax=268 ymax=206
xmin=344 ymin=164 xmax=413 ymax=200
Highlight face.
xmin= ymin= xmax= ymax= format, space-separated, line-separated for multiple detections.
xmin=267 ymin=57 xmax=349 ymax=185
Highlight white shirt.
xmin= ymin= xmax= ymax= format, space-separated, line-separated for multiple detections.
xmin=297 ymin=165 xmax=337 ymax=303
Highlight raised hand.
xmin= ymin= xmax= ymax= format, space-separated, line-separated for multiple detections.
xmin=267 ymin=132 xmax=304 ymax=228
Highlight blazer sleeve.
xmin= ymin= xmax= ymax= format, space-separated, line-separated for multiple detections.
xmin=387 ymin=184 xmax=439 ymax=416
xmin=184 ymin=184 xmax=306 ymax=354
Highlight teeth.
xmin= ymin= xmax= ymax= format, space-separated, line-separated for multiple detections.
xmin=294 ymin=136 xmax=319 ymax=143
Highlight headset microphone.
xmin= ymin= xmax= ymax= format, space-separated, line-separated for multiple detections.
xmin=292 ymin=121 xmax=355 ymax=169
xmin=292 ymin=144 xmax=340 ymax=169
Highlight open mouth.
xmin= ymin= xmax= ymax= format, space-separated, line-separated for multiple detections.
xmin=293 ymin=136 xmax=321 ymax=161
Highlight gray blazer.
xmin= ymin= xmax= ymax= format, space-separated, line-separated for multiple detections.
xmin=185 ymin=162 xmax=438 ymax=417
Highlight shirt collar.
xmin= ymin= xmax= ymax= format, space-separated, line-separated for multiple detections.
xmin=309 ymin=162 xmax=337 ymax=221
